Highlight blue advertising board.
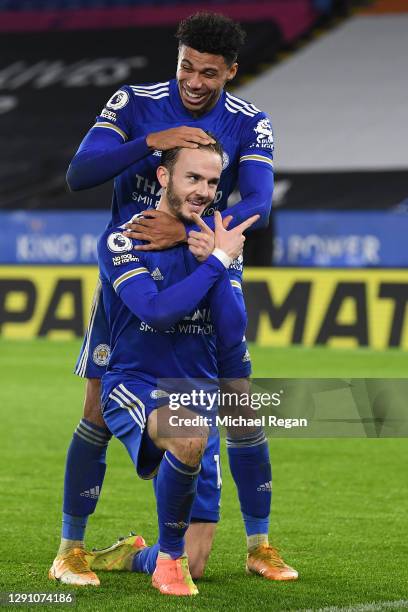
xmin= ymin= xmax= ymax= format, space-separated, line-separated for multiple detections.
xmin=274 ymin=210 xmax=408 ymax=268
xmin=0 ymin=209 xmax=407 ymax=267
xmin=0 ymin=211 xmax=109 ymax=264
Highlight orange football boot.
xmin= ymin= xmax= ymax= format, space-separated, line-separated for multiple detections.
xmin=152 ymin=556 xmax=198 ymax=596
xmin=246 ymin=544 xmax=298 ymax=581
xmin=48 ymin=547 xmax=99 ymax=586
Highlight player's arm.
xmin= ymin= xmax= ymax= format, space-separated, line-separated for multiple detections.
xmin=98 ymin=213 xmax=253 ymax=331
xmin=188 ymin=213 xmax=253 ymax=348
xmin=116 ymin=256 xmax=227 ymax=331
xmin=215 ymin=257 xmax=252 ymax=380
xmin=207 ymin=269 xmax=247 ymax=350
xmin=66 ymin=86 xmax=214 ymax=191
xmin=66 ymin=128 xmax=150 ymax=191
xmin=218 ymin=159 xmax=273 ymax=230
xmin=202 ymin=112 xmax=274 ymax=231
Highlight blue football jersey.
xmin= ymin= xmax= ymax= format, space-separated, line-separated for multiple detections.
xmin=92 ymin=79 xmax=274 ymax=226
xmin=98 ymin=223 xmax=245 ymax=384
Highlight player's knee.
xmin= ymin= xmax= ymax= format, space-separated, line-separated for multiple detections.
xmin=171 ymin=434 xmax=208 ymax=467
xmin=83 ymin=378 xmax=106 ymax=429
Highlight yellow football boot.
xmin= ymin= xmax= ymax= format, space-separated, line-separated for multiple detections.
xmin=90 ymin=533 xmax=146 ymax=571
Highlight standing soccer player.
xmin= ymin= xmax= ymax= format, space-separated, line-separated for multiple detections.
xmin=50 ymin=12 xmax=298 ymax=584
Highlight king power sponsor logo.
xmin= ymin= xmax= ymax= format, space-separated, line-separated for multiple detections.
xmin=273 ymin=234 xmax=381 ymax=267
xmin=0 ymin=266 xmax=408 ymax=349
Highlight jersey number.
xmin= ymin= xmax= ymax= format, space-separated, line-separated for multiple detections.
xmin=214 ymin=454 xmax=222 ymax=489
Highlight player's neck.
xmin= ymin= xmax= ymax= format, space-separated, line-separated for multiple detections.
xmin=157 ymin=198 xmax=175 ymax=218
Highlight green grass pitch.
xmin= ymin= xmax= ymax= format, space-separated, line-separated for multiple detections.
xmin=0 ymin=340 xmax=407 ymax=611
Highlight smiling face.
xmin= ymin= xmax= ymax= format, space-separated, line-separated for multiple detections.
xmin=176 ymin=45 xmax=237 ymax=116
xmin=157 ymin=147 xmax=222 ymax=223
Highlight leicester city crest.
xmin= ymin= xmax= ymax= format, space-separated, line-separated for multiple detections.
xmin=93 ymin=344 xmax=110 ymax=366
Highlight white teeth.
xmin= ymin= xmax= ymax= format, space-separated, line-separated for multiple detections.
xmin=184 ymin=87 xmax=204 ymax=100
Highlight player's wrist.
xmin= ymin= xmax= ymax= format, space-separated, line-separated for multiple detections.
xmin=212 ymin=248 xmax=232 ymax=269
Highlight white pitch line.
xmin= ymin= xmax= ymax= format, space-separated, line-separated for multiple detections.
xmin=297 ymin=600 xmax=408 ymax=612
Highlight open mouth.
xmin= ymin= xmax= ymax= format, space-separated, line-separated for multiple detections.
xmin=188 ymin=200 xmax=206 ymax=213
xmin=182 ymin=85 xmax=207 ymax=105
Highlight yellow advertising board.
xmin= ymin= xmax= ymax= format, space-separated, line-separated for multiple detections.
xmin=0 ymin=266 xmax=407 ymax=349
xmin=244 ymin=268 xmax=408 ymax=349
xmin=0 ymin=266 xmax=98 ymax=340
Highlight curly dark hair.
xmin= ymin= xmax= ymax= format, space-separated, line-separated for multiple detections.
xmin=176 ymin=12 xmax=246 ymax=66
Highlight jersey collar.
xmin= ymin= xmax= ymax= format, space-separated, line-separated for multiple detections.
xmin=169 ymin=78 xmax=226 ymax=121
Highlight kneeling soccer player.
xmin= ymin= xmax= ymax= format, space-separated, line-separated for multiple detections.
xmin=52 ymin=12 xmax=297 ymax=588
xmin=50 ymin=139 xmax=256 ymax=594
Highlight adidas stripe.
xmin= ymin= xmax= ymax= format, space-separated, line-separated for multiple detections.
xmin=75 ymin=280 xmax=101 ymax=377
xmin=226 ymin=92 xmax=260 ymax=113
xmin=109 ymin=384 xmax=146 ymax=432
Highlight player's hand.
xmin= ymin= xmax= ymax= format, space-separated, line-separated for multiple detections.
xmin=123 ymin=210 xmax=186 ymax=251
xmin=146 ymin=127 xmax=215 ymax=151
xmin=188 ymin=214 xmax=215 ymax=262
xmin=188 ymin=214 xmax=233 ymax=261
xmin=214 ymin=211 xmax=260 ymax=260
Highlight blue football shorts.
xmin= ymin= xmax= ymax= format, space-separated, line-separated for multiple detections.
xmin=101 ymin=373 xmax=222 ymax=522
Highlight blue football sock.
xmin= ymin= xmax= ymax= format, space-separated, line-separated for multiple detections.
xmin=63 ymin=419 xmax=111 ymax=523
xmin=155 ymin=451 xmax=200 ymax=559
xmin=227 ymin=431 xmax=271 ymax=538
xmin=62 ymin=513 xmax=88 ymax=541
xmin=132 ymin=543 xmax=160 ymax=574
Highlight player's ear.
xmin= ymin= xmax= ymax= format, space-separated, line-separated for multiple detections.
xmin=157 ymin=165 xmax=169 ymax=188
xmin=226 ymin=62 xmax=238 ymax=82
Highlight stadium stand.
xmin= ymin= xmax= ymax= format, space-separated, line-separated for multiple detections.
xmin=4 ymin=0 xmax=400 ymax=268
xmin=1 ymin=1 xmax=335 ymax=213
xmin=237 ymin=0 xmax=408 ymax=265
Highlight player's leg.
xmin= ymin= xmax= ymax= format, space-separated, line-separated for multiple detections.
xmin=147 ymin=404 xmax=207 ymax=595
xmin=100 ymin=383 xmax=206 ymax=595
xmin=219 ymin=342 xmax=298 ymax=581
xmin=185 ymin=522 xmax=217 ymax=579
xmin=49 ymin=282 xmax=111 ymax=586
xmin=184 ymin=428 xmax=220 ymax=579
xmin=90 ymin=432 xmax=220 ymax=579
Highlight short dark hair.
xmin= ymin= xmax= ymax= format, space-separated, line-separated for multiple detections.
xmin=161 ymin=131 xmax=223 ymax=173
xmin=176 ymin=12 xmax=246 ymax=66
